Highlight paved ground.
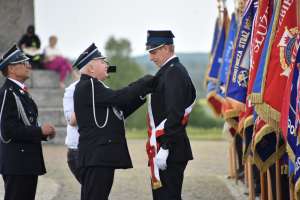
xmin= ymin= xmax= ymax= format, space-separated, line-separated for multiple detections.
xmin=0 ymin=140 xmax=248 ymax=200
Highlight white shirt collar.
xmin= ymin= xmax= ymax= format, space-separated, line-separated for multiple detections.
xmin=8 ymin=78 xmax=26 ymax=89
xmin=161 ymin=55 xmax=177 ymax=67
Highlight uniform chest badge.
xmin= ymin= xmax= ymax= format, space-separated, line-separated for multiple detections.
xmin=112 ymin=107 xmax=124 ymax=120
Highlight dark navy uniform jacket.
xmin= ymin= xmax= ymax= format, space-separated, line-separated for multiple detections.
xmin=0 ymin=79 xmax=46 ymax=175
xmin=74 ymin=74 xmax=152 ymax=169
xmin=152 ymin=57 xmax=196 ymax=163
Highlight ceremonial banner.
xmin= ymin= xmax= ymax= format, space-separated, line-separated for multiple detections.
xmin=206 ymin=7 xmax=230 ymax=117
xmin=205 ymin=18 xmax=220 ymax=83
xmin=207 ymin=8 xmax=229 ymax=80
xmin=253 ymin=117 xmax=285 ymax=172
xmin=295 ymin=128 xmax=300 ymax=194
xmin=206 ymin=81 xmax=224 ymax=116
xmin=146 ymin=96 xmax=162 ymax=189
xmin=245 ymin=0 xmax=274 ymax=115
xmin=222 ymin=99 xmax=240 ymax=130
xmin=280 ymin=46 xmax=299 ymax=165
xmin=224 ymin=0 xmax=258 ymax=126
xmin=250 ymin=0 xmax=279 ymax=103
xmin=290 ymin=43 xmax=300 ymax=193
xmin=218 ymin=13 xmax=238 ymax=98
xmin=243 ymin=0 xmax=274 ymax=160
xmin=146 ymin=95 xmax=195 ymax=189
xmin=251 ymin=0 xmax=299 ymax=130
xmin=210 ymin=19 xmax=220 ymax=60
xmin=243 ymin=114 xmax=254 ymax=160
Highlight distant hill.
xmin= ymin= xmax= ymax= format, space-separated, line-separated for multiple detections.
xmin=134 ymin=52 xmax=209 ymax=98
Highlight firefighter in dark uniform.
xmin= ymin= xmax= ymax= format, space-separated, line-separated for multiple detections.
xmin=145 ymin=30 xmax=196 ymax=200
xmin=73 ymin=43 xmax=156 ymax=200
xmin=0 ymin=44 xmax=56 ymax=200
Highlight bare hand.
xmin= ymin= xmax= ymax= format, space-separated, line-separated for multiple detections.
xmin=41 ymin=123 xmax=56 ymax=138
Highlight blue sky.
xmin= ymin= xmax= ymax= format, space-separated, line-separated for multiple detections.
xmin=34 ymin=0 xmax=234 ymax=58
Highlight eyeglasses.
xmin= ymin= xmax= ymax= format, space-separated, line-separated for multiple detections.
xmin=21 ymin=61 xmax=31 ymax=67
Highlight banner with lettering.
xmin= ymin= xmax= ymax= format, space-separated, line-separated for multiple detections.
xmin=251 ymin=0 xmax=299 ymax=130
xmin=218 ymin=13 xmax=238 ymax=98
xmin=243 ymin=0 xmax=274 ymax=160
xmin=281 ymin=44 xmax=300 ymax=165
xmin=224 ymin=0 xmax=258 ymax=127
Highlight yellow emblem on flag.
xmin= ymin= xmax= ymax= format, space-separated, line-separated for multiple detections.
xmin=278 ymin=27 xmax=299 ymax=77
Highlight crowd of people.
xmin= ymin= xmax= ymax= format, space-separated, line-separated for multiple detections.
xmin=18 ymin=25 xmax=73 ymax=88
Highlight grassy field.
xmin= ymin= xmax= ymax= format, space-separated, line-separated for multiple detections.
xmin=126 ymin=127 xmax=223 ymax=140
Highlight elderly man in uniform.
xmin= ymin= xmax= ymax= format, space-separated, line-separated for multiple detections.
xmin=73 ymin=43 xmax=156 ymax=200
xmin=145 ymin=30 xmax=196 ymax=200
xmin=0 ymin=44 xmax=56 ymax=200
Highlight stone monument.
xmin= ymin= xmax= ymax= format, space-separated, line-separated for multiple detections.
xmin=0 ymin=0 xmax=34 ymax=54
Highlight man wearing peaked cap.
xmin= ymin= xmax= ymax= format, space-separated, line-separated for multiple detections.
xmin=145 ymin=30 xmax=196 ymax=200
xmin=0 ymin=44 xmax=56 ymax=200
xmin=0 ymin=44 xmax=30 ymax=72
xmin=146 ymin=30 xmax=175 ymax=52
xmin=73 ymin=43 xmax=157 ymax=200
xmin=73 ymin=43 xmax=106 ymax=70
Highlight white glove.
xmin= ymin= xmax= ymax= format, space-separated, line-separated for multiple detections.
xmin=155 ymin=148 xmax=169 ymax=170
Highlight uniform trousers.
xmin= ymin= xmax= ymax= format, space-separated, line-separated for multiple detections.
xmin=81 ymin=166 xmax=115 ymax=200
xmin=67 ymin=148 xmax=81 ymax=183
xmin=152 ymin=162 xmax=187 ymax=200
xmin=2 ymin=175 xmax=38 ymax=200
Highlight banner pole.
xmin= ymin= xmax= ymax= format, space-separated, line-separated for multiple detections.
xmin=248 ymin=159 xmax=255 ymax=200
xmin=261 ymin=171 xmax=267 ymax=200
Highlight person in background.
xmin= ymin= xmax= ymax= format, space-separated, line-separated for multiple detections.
xmin=18 ymin=25 xmax=43 ymax=69
xmin=44 ymin=35 xmax=73 ymax=88
xmin=0 ymin=44 xmax=56 ymax=200
xmin=63 ymin=69 xmax=81 ymax=183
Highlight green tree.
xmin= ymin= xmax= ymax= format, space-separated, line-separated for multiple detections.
xmin=189 ymin=102 xmax=224 ymax=128
xmin=104 ymin=36 xmax=148 ymax=129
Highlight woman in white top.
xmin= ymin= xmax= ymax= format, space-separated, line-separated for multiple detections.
xmin=44 ymin=35 xmax=72 ymax=88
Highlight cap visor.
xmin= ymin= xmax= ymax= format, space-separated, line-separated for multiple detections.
xmin=146 ymin=44 xmax=165 ymax=52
